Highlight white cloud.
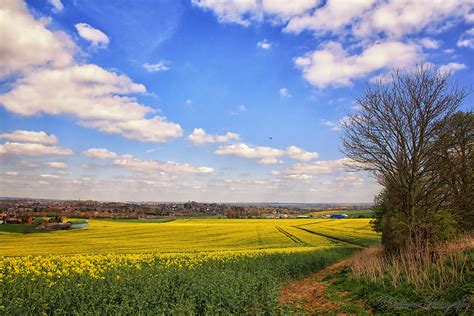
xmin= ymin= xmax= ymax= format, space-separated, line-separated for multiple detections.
xmin=46 ymin=162 xmax=67 ymax=169
xmin=294 ymin=41 xmax=421 ymax=88
xmin=82 ymin=148 xmax=118 ymax=159
xmin=284 ymin=0 xmax=472 ymax=40
xmin=282 ymin=158 xmax=350 ymax=175
xmin=285 ymin=145 xmax=318 ymax=161
xmin=0 ymin=64 xmax=183 ymax=143
xmin=320 ymin=116 xmax=351 ymax=131
xmin=113 ymin=154 xmax=213 ymax=174
xmin=192 ymin=0 xmax=317 ymax=26
xmin=215 ymin=143 xmax=317 ymax=164
xmin=261 ymin=0 xmax=318 ymax=20
xmin=216 ymin=143 xmax=284 ymax=164
xmin=0 ymin=64 xmax=147 ymax=120
xmin=353 ymin=1 xmax=469 ymax=39
xmin=75 ymin=23 xmax=109 ymax=47
xmin=284 ymin=174 xmax=313 ymax=181
xmin=81 ymin=148 xmax=213 ymax=175
xmin=0 ymin=142 xmax=72 ymax=156
xmin=48 ymin=0 xmax=63 ymax=12
xmin=257 ymin=39 xmax=271 ymax=49
xmin=285 ymin=0 xmax=374 ymax=34
xmin=0 ymin=0 xmax=75 ymax=78
xmin=0 ymin=130 xmax=58 ymax=145
xmin=143 ymin=61 xmax=170 ymax=72
xmin=0 ymin=2 xmax=183 ymax=144
xmin=457 ymin=28 xmax=474 ymax=49
xmin=188 ymin=128 xmax=241 ymax=145
xmin=419 ymin=38 xmax=441 ymax=49
xmin=279 ymin=88 xmax=290 ymax=97
xmin=40 ymin=174 xmax=60 ymax=179
xmin=438 ymin=62 xmax=467 ymax=74
xmin=80 ymin=116 xmax=183 ymax=143
xmin=5 ymin=171 xmax=18 ymax=176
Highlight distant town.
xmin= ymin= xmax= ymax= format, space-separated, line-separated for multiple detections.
xmin=0 ymin=198 xmax=373 ymax=220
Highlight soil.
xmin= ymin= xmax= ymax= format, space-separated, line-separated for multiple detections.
xmin=279 ymin=257 xmax=366 ymax=315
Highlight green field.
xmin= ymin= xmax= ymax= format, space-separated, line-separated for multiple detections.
xmin=308 ymin=209 xmax=375 ymax=218
xmin=1 ymin=218 xmax=380 ymax=314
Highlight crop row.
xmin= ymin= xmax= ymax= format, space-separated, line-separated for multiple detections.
xmin=1 ymin=247 xmax=357 ymax=315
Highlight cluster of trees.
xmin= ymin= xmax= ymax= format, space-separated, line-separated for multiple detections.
xmin=342 ymin=65 xmax=473 ymax=253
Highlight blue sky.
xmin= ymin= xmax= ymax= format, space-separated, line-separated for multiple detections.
xmin=0 ymin=0 xmax=473 ymax=202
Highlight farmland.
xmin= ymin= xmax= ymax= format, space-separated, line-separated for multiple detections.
xmin=1 ymin=218 xmax=379 ymax=314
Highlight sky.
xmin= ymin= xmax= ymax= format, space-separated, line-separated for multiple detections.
xmin=0 ymin=0 xmax=473 ymax=203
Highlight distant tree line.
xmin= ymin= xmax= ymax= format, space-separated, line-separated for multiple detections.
xmin=342 ymin=65 xmax=473 ymax=253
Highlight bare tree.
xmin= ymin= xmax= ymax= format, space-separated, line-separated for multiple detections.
xmin=341 ymin=65 xmax=467 ymax=251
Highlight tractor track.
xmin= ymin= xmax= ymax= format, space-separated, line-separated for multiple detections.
xmin=275 ymin=226 xmax=310 ymax=246
xmin=292 ymin=226 xmax=365 ymax=248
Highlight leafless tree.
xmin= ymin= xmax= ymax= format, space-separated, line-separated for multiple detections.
xmin=341 ymin=65 xmax=468 ymax=250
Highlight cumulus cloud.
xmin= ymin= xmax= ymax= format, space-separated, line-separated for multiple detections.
xmin=0 ymin=64 xmax=182 ymax=143
xmin=82 ymin=148 xmax=118 ymax=159
xmin=0 ymin=1 xmax=183 ymax=144
xmin=419 ymin=38 xmax=441 ymax=49
xmin=279 ymin=88 xmax=290 ymax=97
xmin=81 ymin=148 xmax=213 ymax=175
xmin=215 ymin=143 xmax=317 ymax=164
xmin=216 ymin=143 xmax=284 ymax=164
xmin=80 ymin=117 xmax=183 ymax=143
xmin=48 ymin=0 xmax=63 ymax=12
xmin=188 ymin=128 xmax=241 ymax=145
xmin=285 ymin=0 xmax=374 ymax=34
xmin=294 ymin=41 xmax=421 ymax=88
xmin=75 ymin=23 xmax=109 ymax=47
xmin=192 ymin=0 xmax=317 ymax=26
xmin=457 ymin=28 xmax=474 ymax=49
xmin=194 ymin=0 xmax=473 ymax=88
xmin=46 ymin=162 xmax=67 ymax=169
xmin=0 ymin=130 xmax=58 ymax=145
xmin=286 ymin=1 xmax=470 ymax=40
xmin=352 ymin=1 xmax=470 ymax=39
xmin=1 ymin=64 xmax=147 ymax=120
xmin=282 ymin=158 xmax=350 ymax=175
xmin=143 ymin=61 xmax=170 ymax=72
xmin=40 ymin=174 xmax=60 ymax=179
xmin=257 ymin=39 xmax=271 ymax=49
xmin=0 ymin=142 xmax=73 ymax=156
xmin=285 ymin=146 xmax=318 ymax=161
xmin=195 ymin=0 xmax=471 ymax=40
xmin=438 ymin=62 xmax=467 ymax=74
xmin=113 ymin=154 xmax=213 ymax=174
xmin=0 ymin=0 xmax=75 ymax=78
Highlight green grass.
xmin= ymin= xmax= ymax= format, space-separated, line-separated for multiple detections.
xmin=0 ymin=224 xmax=50 ymax=234
xmin=309 ymin=209 xmax=375 ymax=218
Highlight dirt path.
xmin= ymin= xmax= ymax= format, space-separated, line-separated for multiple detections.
xmin=279 ymin=256 xmax=363 ymax=314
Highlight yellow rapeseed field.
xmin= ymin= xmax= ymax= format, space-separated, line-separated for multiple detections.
xmin=0 ymin=218 xmax=374 ymax=256
xmin=1 ymin=218 xmax=376 ymax=314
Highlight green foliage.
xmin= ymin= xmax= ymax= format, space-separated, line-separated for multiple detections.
xmin=2 ymin=248 xmax=356 ymax=315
